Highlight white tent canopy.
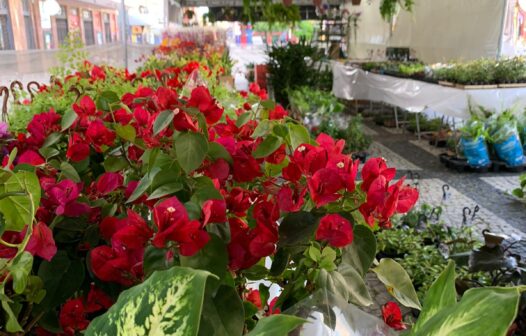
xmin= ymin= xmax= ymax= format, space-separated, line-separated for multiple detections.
xmin=344 ymin=0 xmax=523 ymax=63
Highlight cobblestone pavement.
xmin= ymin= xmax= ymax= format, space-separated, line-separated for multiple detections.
xmin=364 ymin=120 xmax=526 ymax=237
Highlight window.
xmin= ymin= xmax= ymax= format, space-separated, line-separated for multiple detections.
xmin=83 ymin=10 xmax=94 ymax=45
xmin=55 ymin=5 xmax=68 ymax=46
xmin=103 ymin=13 xmax=111 ymax=43
xmin=0 ymin=0 xmax=13 ymax=50
xmin=22 ymin=0 xmax=35 ymax=49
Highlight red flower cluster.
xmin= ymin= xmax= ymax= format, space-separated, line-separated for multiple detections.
xmin=382 ymin=301 xmax=406 ymax=330
xmin=359 ymin=158 xmax=419 ymax=228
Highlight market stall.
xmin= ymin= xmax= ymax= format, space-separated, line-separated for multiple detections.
xmin=332 ymin=61 xmax=526 ymax=123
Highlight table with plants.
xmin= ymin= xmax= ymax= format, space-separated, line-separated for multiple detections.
xmin=0 ymin=33 xmax=523 ymax=336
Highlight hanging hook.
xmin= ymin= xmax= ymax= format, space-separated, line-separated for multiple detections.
xmin=0 ymin=87 xmax=9 ymax=122
xmin=471 ymin=205 xmax=480 ymax=222
xmin=68 ymin=86 xmax=82 ymax=102
xmin=429 ymin=207 xmax=441 ymax=221
xmin=9 ymin=80 xmax=23 ymax=105
xmin=26 ymin=81 xmax=41 ymax=100
xmin=462 ymin=207 xmax=472 ymax=226
xmin=442 ymin=184 xmax=450 ymax=201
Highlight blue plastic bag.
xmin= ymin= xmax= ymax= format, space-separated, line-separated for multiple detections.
xmin=460 ymin=136 xmax=491 ymax=167
xmin=494 ymin=134 xmax=524 ymax=166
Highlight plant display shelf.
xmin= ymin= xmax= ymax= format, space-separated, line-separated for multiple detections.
xmin=439 ymin=153 xmax=526 ymax=173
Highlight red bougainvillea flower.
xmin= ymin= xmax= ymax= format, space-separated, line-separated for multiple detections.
xmin=265 ymin=144 xmax=286 ymax=165
xmin=248 ymin=83 xmax=268 ymax=100
xmin=59 ymin=298 xmax=90 ymax=335
xmin=66 ymin=133 xmax=90 ymax=162
xmin=188 ymin=86 xmax=224 ymax=125
xmin=269 ymin=104 xmax=288 ymax=120
xmin=361 ymin=157 xmax=396 ymax=192
xmin=316 ymin=133 xmax=345 ymax=155
xmin=266 ymin=297 xmax=281 ymax=316
xmin=90 ymin=65 xmax=107 ymax=81
xmin=232 ymin=141 xmax=262 ymax=183
xmin=26 ymin=222 xmax=57 ymax=261
xmin=111 ymin=210 xmax=154 ymax=251
xmin=278 ymin=185 xmax=307 ymax=212
xmin=86 ymin=120 xmax=116 ymax=152
xmin=245 ymin=289 xmax=262 ymax=310
xmin=73 ymin=96 xmax=100 ymax=128
xmin=315 ymin=214 xmax=354 ymax=248
xmin=89 ymin=245 xmax=136 ymax=286
xmin=25 ymin=109 xmax=61 ymax=147
xmin=225 ymin=187 xmax=253 ymax=216
xmin=307 ymin=168 xmax=345 ymax=207
xmin=18 ymin=150 xmax=45 ymax=166
xmin=152 ymin=197 xmax=210 ymax=256
xmin=202 ymin=198 xmax=227 ymax=225
xmin=293 ymin=144 xmax=328 ymax=176
xmin=45 ymin=179 xmax=90 ymax=217
xmin=85 ymin=284 xmax=113 ymax=313
xmin=382 ymin=301 xmax=406 ymax=330
xmin=96 ymin=172 xmax=123 ymax=196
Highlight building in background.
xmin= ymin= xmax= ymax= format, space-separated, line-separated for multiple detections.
xmin=0 ymin=0 xmax=120 ymax=51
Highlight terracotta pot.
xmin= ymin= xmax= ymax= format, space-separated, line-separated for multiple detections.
xmin=351 ymin=0 xmax=361 ymax=5
xmin=255 ymin=64 xmax=268 ymax=90
xmin=283 ymin=0 xmax=293 ymax=6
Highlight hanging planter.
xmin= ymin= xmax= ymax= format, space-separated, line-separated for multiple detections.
xmin=351 ymin=0 xmax=362 ymax=5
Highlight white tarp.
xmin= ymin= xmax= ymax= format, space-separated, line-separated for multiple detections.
xmin=344 ymin=0 xmax=507 ymax=63
xmin=332 ymin=62 xmax=526 ymax=119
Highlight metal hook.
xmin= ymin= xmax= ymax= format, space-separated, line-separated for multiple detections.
xmin=429 ymin=207 xmax=440 ymax=221
xmin=68 ymin=86 xmax=82 ymax=102
xmin=442 ymin=184 xmax=450 ymax=201
xmin=9 ymin=80 xmax=23 ymax=104
xmin=471 ymin=205 xmax=480 ymax=222
xmin=462 ymin=207 xmax=472 ymax=226
xmin=0 ymin=86 xmax=9 ymax=122
xmin=26 ymin=81 xmax=41 ymax=100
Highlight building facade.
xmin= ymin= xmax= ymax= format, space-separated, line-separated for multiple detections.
xmin=0 ymin=0 xmax=119 ymax=51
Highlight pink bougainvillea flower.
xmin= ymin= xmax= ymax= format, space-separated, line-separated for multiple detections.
xmin=315 ymin=214 xmax=354 ymax=248
xmin=307 ymin=168 xmax=345 ymax=207
xmin=59 ymin=298 xmax=90 ymax=335
xmin=18 ymin=150 xmax=45 ymax=166
xmin=382 ymin=301 xmax=406 ymax=330
xmin=86 ymin=120 xmax=115 ymax=152
xmin=66 ymin=133 xmax=90 ymax=162
xmin=45 ymin=179 xmax=90 ymax=217
xmin=26 ymin=222 xmax=57 ymax=261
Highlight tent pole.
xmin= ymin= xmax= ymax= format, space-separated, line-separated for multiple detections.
xmin=496 ymin=0 xmax=509 ymax=60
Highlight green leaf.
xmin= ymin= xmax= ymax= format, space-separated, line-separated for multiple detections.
xmin=115 ymin=124 xmax=136 ymax=142
xmin=272 ymin=124 xmax=289 ymax=138
xmin=199 ymin=285 xmax=245 ymax=336
xmin=147 ymin=182 xmax=183 ymax=200
xmin=251 ymin=119 xmax=272 ymax=138
xmin=412 ymin=260 xmax=457 ymax=334
xmin=39 ymin=147 xmax=60 ymax=160
xmin=103 ymin=156 xmax=129 ymax=172
xmin=61 ymin=109 xmax=78 ymax=131
xmin=287 ymin=124 xmax=310 ymax=150
xmin=191 ymin=176 xmax=222 ymax=205
xmin=1 ymin=300 xmax=22 ymax=332
xmin=412 ymin=287 xmax=521 ymax=336
xmin=278 ymin=212 xmax=318 ymax=249
xmin=246 ymin=315 xmax=306 ymax=336
xmin=372 ymin=258 xmax=421 ymax=310
xmin=37 ymin=251 xmax=85 ymax=311
xmin=96 ymin=91 xmax=120 ymax=111
xmin=253 ymin=135 xmax=282 ymax=158
xmin=41 ymin=133 xmax=62 ymax=148
xmin=153 ymin=110 xmax=174 ymax=136
xmin=317 ymin=267 xmax=373 ymax=307
xmin=175 ymin=132 xmax=209 ymax=173
xmin=8 ymin=252 xmax=33 ymax=294
xmin=0 ymin=171 xmax=41 ymax=232
xmin=236 ymin=113 xmax=251 ymax=128
xmin=208 ymin=142 xmax=233 ymax=164
xmin=341 ymin=225 xmax=376 ymax=277
xmin=86 ymin=266 xmax=215 ymax=336
xmin=180 ymin=234 xmax=228 ymax=289
xmin=143 ymin=246 xmax=172 ymax=277
xmin=269 ymin=248 xmax=290 ymax=276
xmin=126 ymin=167 xmax=161 ymax=203
xmin=261 ymin=100 xmax=276 ymax=110
xmin=60 ymin=161 xmax=80 ymax=182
